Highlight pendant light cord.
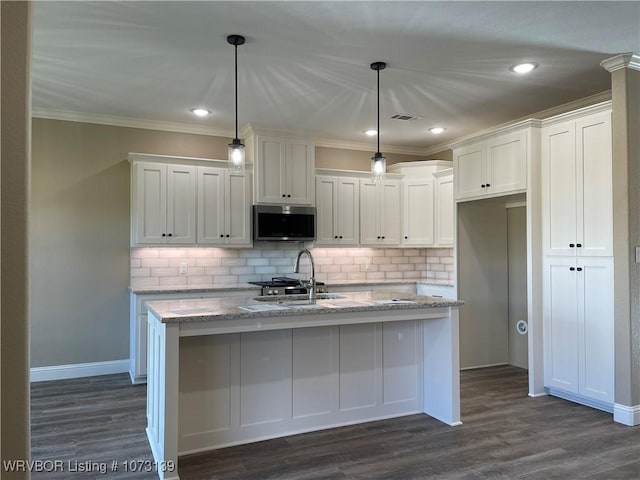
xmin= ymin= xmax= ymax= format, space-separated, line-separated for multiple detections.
xmin=234 ymin=42 xmax=238 ymax=141
xmin=376 ymin=66 xmax=380 ymax=154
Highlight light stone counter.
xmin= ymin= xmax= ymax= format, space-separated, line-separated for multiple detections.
xmin=145 ymin=290 xmax=462 ymax=480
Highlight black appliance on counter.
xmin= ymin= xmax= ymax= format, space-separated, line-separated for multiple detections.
xmin=249 ymin=276 xmax=326 ymax=296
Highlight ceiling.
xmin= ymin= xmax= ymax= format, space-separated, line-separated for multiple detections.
xmin=32 ymin=1 xmax=639 ymax=154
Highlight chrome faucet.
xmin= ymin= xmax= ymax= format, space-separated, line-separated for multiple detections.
xmin=294 ymin=248 xmax=316 ymax=302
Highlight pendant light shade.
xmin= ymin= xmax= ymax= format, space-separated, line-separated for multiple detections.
xmin=370 ymin=61 xmax=386 ymax=182
xmin=228 ymin=34 xmax=245 ymax=173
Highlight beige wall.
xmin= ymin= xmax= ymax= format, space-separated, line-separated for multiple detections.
xmin=30 ymin=119 xmax=232 ymax=367
xmin=315 ymin=146 xmax=428 ymax=170
xmin=1 ymin=0 xmax=31 ymax=475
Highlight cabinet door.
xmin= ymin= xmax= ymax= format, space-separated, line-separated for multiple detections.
xmin=543 ymin=257 xmax=579 ymax=393
xmin=197 ymin=166 xmax=225 ymax=245
xmin=256 ymin=137 xmax=285 ymax=204
xmin=285 ymin=141 xmax=314 ymax=205
xmin=542 ymin=121 xmax=578 ymax=256
xmin=380 ymin=180 xmax=401 ymax=245
xmin=578 ymin=257 xmax=614 ymax=403
xmin=166 ymin=165 xmax=197 ymax=244
xmin=485 ymin=130 xmax=527 ymax=196
xmin=435 ymin=172 xmax=454 ymax=246
xmin=402 ymin=179 xmax=434 ymax=246
xmin=134 ymin=162 xmax=167 ymax=244
xmin=577 ymin=112 xmax=613 ymax=257
xmin=359 ymin=180 xmax=379 ymax=245
xmin=454 ymin=143 xmax=485 ymax=200
xmin=226 ymin=171 xmax=252 ymax=245
xmin=315 ymin=176 xmax=337 ymax=245
xmin=336 ymin=177 xmax=359 ymax=245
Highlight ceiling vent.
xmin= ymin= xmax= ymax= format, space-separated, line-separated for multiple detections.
xmin=390 ymin=114 xmax=422 ymax=121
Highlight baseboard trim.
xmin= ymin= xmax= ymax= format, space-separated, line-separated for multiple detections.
xmin=613 ymin=403 xmax=640 ymax=427
xmin=30 ymin=359 xmax=129 ymax=382
xmin=547 ymin=388 xmax=613 ymax=414
xmin=460 ymin=362 xmax=509 ymax=371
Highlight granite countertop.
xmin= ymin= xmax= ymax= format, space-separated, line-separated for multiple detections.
xmin=146 ymin=290 xmax=463 ymax=324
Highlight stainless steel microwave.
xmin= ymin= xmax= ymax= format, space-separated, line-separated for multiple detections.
xmin=253 ymin=205 xmax=316 ymax=242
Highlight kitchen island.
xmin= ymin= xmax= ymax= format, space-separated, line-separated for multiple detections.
xmin=145 ymin=291 xmax=463 ymax=480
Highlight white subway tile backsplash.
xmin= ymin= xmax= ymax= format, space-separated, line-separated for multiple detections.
xmin=130 ymin=246 xmax=454 ymax=286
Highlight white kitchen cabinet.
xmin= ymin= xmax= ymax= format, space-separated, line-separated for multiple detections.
xmin=454 ymin=129 xmax=528 ymax=201
xmin=543 ymin=257 xmax=614 ymax=405
xmin=434 ymin=169 xmax=454 ymax=246
xmin=359 ymin=179 xmax=401 ymax=246
xmin=197 ymin=166 xmax=252 ymax=246
xmin=541 ymin=110 xmax=612 ymax=257
xmin=401 ymin=179 xmax=434 ymax=246
xmin=315 ymin=175 xmax=359 ymax=246
xmin=132 ymin=162 xmax=197 ymax=245
xmin=252 ymin=135 xmax=314 ymax=205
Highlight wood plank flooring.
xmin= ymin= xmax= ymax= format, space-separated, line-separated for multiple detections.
xmin=31 ymin=366 xmax=640 ymax=479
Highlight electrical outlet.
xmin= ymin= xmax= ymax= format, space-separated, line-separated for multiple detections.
xmin=179 ymin=262 xmax=188 ymax=275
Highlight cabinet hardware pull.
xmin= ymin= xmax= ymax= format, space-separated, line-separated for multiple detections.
xmin=287 ymin=194 xmax=291 ymax=197
xmin=226 ymin=234 xmax=230 ymax=238
xmin=481 ymin=184 xmax=486 ymax=188
xmin=404 ymin=236 xmax=408 ymax=239
xmin=339 ymin=236 xmax=343 ymax=239
xmin=282 ymin=194 xmax=286 ymax=198
xmin=577 ymin=243 xmax=582 ymax=247
xmin=486 ymin=183 xmax=490 ymax=187
xmin=334 ymin=235 xmax=338 ymax=239
xmin=382 ymin=236 xmax=385 ymax=239
xmin=220 ymin=234 xmax=224 ymax=238
xmin=168 ymin=233 xmax=173 ymax=237
xmin=577 ymin=267 xmax=583 ymax=272
xmin=570 ymin=267 xmax=575 ymax=271
xmin=569 ymin=243 xmax=575 ymax=247
xmin=162 ymin=233 xmax=166 ymax=237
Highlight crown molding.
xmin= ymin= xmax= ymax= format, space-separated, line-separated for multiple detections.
xmin=601 ymin=53 xmax=640 ymax=73
xmin=32 ymin=108 xmax=235 ymax=138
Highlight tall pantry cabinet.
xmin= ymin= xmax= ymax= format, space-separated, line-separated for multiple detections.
xmin=541 ymin=104 xmax=614 ymax=408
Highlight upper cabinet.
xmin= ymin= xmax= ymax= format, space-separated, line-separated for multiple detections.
xmin=132 ymin=162 xmax=197 ymax=245
xmin=359 ymin=178 xmax=401 ymax=246
xmin=541 ymin=109 xmax=612 ymax=257
xmin=197 ymin=167 xmax=252 ymax=246
xmin=129 ymin=153 xmax=252 ymax=247
xmin=315 ymin=174 xmax=359 ymax=246
xmin=387 ymin=161 xmax=454 ymax=248
xmin=434 ymin=169 xmax=454 ymax=246
xmin=453 ymin=128 xmax=529 ymax=201
xmin=246 ymin=131 xmax=315 ymax=205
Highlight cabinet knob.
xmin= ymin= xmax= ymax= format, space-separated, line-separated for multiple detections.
xmin=226 ymin=234 xmax=230 ymax=238
xmin=168 ymin=233 xmax=173 ymax=237
xmin=577 ymin=267 xmax=583 ymax=272
xmin=570 ymin=267 xmax=575 ymax=271
xmin=486 ymin=183 xmax=491 ymax=187
xmin=282 ymin=194 xmax=286 ymax=198
xmin=381 ymin=236 xmax=385 ymax=239
xmin=334 ymin=235 xmax=338 ymax=239
xmin=481 ymin=184 xmax=486 ymax=188
xmin=377 ymin=236 xmax=381 ymax=239
xmin=576 ymin=243 xmax=582 ymax=248
xmin=404 ymin=236 xmax=408 ymax=239
xmin=161 ymin=233 xmax=166 ymax=237
xmin=220 ymin=234 xmax=224 ymax=238
xmin=287 ymin=194 xmax=291 ymax=198
xmin=339 ymin=235 xmax=343 ymax=239
xmin=569 ymin=243 xmax=575 ymax=248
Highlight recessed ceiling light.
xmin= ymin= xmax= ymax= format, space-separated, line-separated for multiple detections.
xmin=363 ymin=129 xmax=378 ymax=136
xmin=429 ymin=127 xmax=446 ymax=134
xmin=510 ymin=62 xmax=538 ymax=74
xmin=190 ymin=107 xmax=212 ymax=117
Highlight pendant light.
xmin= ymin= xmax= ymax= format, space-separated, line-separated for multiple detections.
xmin=370 ymin=61 xmax=386 ymax=182
xmin=227 ymin=34 xmax=246 ymax=173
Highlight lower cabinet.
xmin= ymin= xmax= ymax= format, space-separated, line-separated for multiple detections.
xmin=543 ymin=257 xmax=614 ymax=405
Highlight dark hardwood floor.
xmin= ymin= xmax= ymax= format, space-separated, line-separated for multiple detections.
xmin=31 ymin=366 xmax=639 ymax=479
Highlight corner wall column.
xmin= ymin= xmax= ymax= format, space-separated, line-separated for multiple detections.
xmin=601 ymin=53 xmax=640 ymax=426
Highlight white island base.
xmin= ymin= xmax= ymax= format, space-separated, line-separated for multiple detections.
xmin=146 ymin=298 xmax=461 ymax=480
